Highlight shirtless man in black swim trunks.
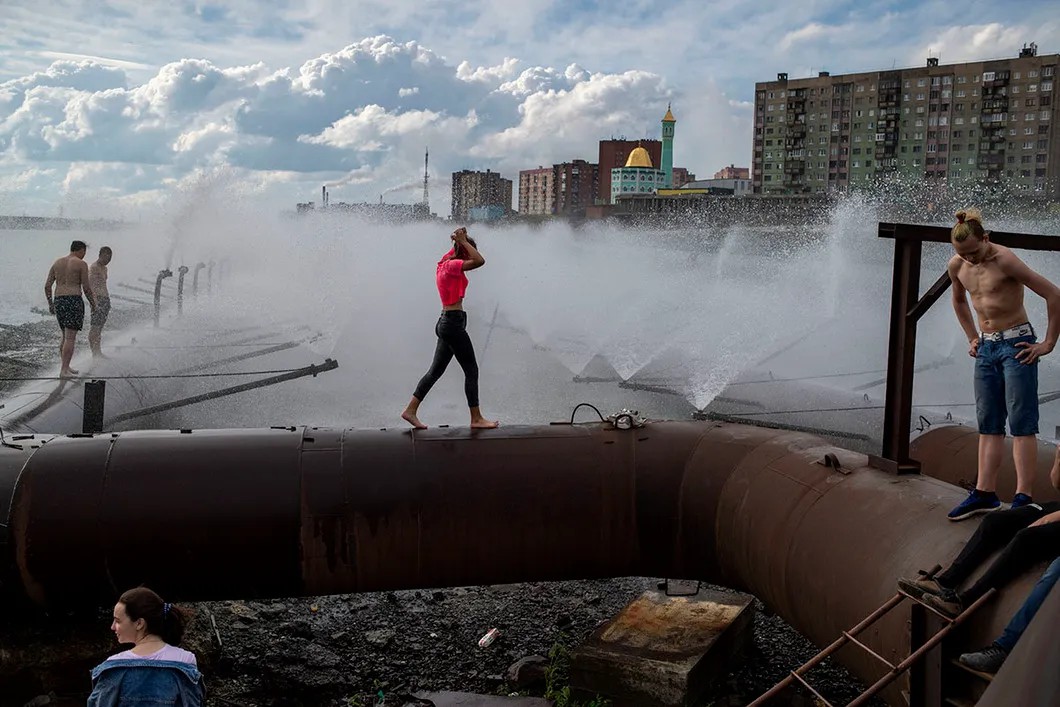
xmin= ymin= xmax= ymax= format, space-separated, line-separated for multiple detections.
xmin=45 ymin=240 xmax=97 ymax=378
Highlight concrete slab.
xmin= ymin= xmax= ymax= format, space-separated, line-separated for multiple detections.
xmin=569 ymin=588 xmax=755 ymax=707
xmin=412 ymin=691 xmax=552 ymax=706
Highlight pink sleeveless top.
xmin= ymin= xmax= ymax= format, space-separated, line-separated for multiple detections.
xmin=436 ymin=253 xmax=468 ymax=306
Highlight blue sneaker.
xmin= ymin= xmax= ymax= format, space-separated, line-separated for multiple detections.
xmin=947 ymin=489 xmax=1001 ymax=521
xmin=1010 ymin=493 xmax=1034 ymax=510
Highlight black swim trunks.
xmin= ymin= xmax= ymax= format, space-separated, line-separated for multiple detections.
xmin=91 ymin=296 xmax=111 ymax=328
xmin=54 ymin=295 xmax=84 ymax=331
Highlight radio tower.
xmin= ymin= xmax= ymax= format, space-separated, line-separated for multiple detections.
xmin=422 ymin=147 xmax=430 ymax=213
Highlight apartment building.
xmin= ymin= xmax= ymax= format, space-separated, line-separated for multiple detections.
xmin=451 ymin=169 xmax=513 ymax=221
xmin=518 ymin=161 xmax=600 ymax=216
xmin=518 ymin=167 xmax=555 ymax=215
xmin=752 ymin=44 xmax=1059 ymax=198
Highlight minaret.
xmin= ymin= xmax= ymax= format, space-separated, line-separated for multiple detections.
xmin=661 ymin=103 xmax=676 ymax=188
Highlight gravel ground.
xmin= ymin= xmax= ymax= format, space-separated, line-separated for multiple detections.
xmin=187 ymin=579 xmax=879 ymax=707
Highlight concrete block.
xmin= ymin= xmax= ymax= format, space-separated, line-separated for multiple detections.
xmin=569 ymin=587 xmax=755 ymax=706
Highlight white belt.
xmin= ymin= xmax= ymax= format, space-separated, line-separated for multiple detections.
xmin=980 ymin=322 xmax=1035 ymax=342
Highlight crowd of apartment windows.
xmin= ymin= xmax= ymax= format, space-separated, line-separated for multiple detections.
xmin=753 ymin=46 xmax=1058 ymax=196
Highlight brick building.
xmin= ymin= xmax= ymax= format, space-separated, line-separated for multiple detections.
xmin=598 ymin=140 xmax=662 ymax=205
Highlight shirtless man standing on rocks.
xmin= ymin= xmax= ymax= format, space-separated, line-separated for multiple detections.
xmin=44 ymin=240 xmax=97 ymax=378
xmin=946 ymin=208 xmax=1060 ymax=520
xmin=88 ymin=246 xmax=113 ymax=358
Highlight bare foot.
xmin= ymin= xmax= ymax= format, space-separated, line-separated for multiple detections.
xmin=68 ymin=366 xmax=79 ymax=374
xmin=470 ymin=417 xmax=499 ymax=429
xmin=93 ymin=352 xmax=109 ymax=359
xmin=59 ymin=369 xmax=77 ymax=379
xmin=401 ymin=410 xmax=428 ymax=429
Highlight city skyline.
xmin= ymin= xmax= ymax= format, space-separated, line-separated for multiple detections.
xmin=1 ymin=1 xmax=1059 ymax=217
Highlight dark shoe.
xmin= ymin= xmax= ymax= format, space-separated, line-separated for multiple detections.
xmin=898 ymin=575 xmax=949 ymax=601
xmin=1010 ymin=493 xmax=1034 ymax=510
xmin=959 ymin=643 xmax=1009 ymax=674
xmin=922 ymin=590 xmax=963 ymax=618
xmin=947 ymin=489 xmax=1001 ymax=521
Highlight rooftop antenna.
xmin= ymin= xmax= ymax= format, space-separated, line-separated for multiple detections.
xmin=422 ymin=147 xmax=430 ymax=211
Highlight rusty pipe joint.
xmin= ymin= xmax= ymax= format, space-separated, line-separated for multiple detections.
xmin=176 ymin=266 xmax=189 ymax=315
xmin=153 ymin=269 xmax=173 ymax=328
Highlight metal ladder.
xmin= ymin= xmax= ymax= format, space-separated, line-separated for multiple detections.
xmin=748 ymin=571 xmax=995 ymax=707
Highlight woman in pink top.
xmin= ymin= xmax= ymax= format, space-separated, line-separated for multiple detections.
xmin=402 ymin=227 xmax=499 ymax=429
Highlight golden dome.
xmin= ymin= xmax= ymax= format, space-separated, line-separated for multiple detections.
xmin=663 ymin=105 xmax=675 ymax=122
xmin=625 ymin=146 xmax=654 ymax=168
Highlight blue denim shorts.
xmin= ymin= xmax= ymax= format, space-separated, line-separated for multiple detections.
xmin=974 ymin=334 xmax=1039 ymax=436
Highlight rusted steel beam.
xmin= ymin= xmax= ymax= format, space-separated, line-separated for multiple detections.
xmin=906 ymin=271 xmax=951 ymax=322
xmin=879 ymin=222 xmax=1060 ymax=251
xmin=2 ymin=421 xmax=1055 ymax=706
xmin=871 ymin=232 xmax=923 ymax=474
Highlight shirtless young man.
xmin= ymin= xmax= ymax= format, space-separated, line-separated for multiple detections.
xmin=946 ymin=208 xmax=1060 ymax=520
xmin=88 ymin=246 xmax=113 ymax=358
xmin=44 ymin=240 xmax=97 ymax=378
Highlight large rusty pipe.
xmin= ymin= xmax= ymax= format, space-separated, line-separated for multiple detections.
xmin=912 ymin=425 xmax=1060 ymax=503
xmin=1 ymin=422 xmax=1056 ymax=706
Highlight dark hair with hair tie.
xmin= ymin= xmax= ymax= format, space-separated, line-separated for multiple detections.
xmin=119 ymin=587 xmax=189 ymax=646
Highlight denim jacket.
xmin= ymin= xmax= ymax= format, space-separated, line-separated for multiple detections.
xmin=87 ymin=659 xmax=204 ymax=707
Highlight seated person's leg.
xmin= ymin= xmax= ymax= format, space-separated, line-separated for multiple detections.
xmin=899 ymin=505 xmax=1045 ymax=600
xmin=924 ymin=509 xmax=1060 ymax=616
xmin=959 ymin=557 xmax=1060 ymax=673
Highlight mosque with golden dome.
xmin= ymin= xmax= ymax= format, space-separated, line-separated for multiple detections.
xmin=609 ymin=106 xmax=676 ymax=204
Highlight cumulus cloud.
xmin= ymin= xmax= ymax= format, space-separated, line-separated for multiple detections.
xmin=919 ymin=23 xmax=1034 ymax=65
xmin=0 ymin=34 xmax=691 ymax=214
xmin=10 ymin=3 xmax=1055 ymax=219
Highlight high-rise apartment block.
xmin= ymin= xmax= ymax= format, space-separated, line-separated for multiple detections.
xmin=518 ymin=167 xmax=555 ymax=215
xmin=753 ymin=45 xmax=1059 ymax=198
xmin=518 ymin=161 xmax=600 ymax=216
xmin=451 ymin=169 xmax=513 ymax=222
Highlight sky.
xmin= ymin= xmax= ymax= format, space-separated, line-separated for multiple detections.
xmin=1 ymin=0 xmax=1059 ymax=218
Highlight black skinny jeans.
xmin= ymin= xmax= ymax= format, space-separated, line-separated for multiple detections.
xmin=937 ymin=501 xmax=1060 ymax=605
xmin=413 ymin=310 xmax=479 ymax=408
